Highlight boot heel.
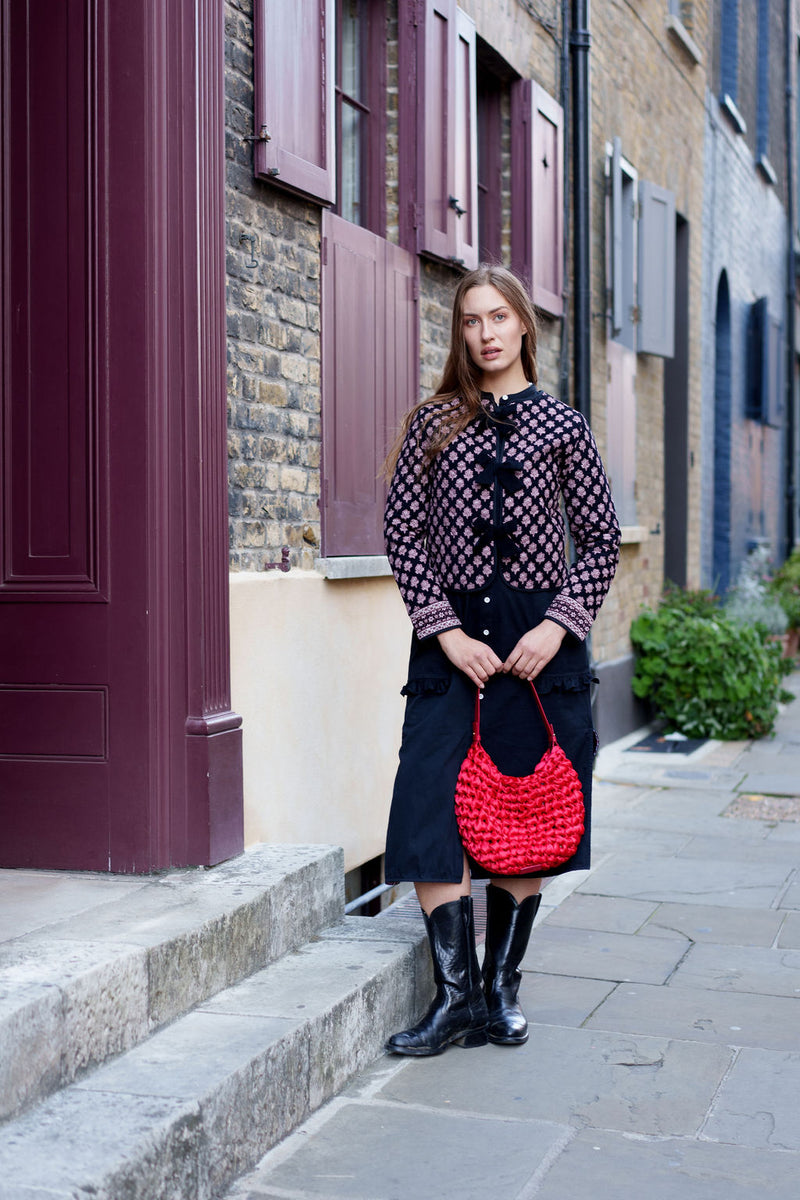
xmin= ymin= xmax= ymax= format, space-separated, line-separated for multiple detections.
xmin=455 ymin=1027 xmax=488 ymax=1048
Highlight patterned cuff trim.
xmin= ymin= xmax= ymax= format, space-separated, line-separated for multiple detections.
xmin=412 ymin=600 xmax=461 ymax=641
xmin=545 ymin=594 xmax=593 ymax=641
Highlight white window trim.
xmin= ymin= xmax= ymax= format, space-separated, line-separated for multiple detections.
xmin=665 ymin=13 xmax=702 ymax=65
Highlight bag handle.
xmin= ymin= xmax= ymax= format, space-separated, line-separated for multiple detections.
xmin=472 ymin=679 xmax=555 ymax=750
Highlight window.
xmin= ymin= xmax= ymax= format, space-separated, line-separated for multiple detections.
xmin=476 ymin=64 xmax=503 ymax=263
xmin=335 ymin=0 xmax=386 ymax=232
xmin=719 ymin=0 xmax=746 ymax=132
xmin=755 ymin=0 xmax=775 ymax=180
xmin=746 ymin=298 xmax=784 ymax=428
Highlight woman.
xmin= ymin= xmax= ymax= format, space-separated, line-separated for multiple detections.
xmin=383 ymin=264 xmax=621 ymax=1056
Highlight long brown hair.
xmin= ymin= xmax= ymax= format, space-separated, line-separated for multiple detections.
xmin=383 ymin=264 xmax=539 ymax=479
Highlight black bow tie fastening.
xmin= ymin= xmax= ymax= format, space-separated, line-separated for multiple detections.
xmin=473 ymin=517 xmax=522 ymax=559
xmin=475 ymin=451 xmax=524 ymax=494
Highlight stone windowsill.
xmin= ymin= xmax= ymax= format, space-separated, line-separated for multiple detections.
xmin=757 ymin=155 xmax=777 ymax=186
xmin=665 ymin=14 xmax=702 ymax=65
xmin=316 ymin=555 xmax=394 ymax=580
xmin=619 ymin=525 xmax=648 ymax=545
xmin=720 ymin=93 xmax=747 ymax=136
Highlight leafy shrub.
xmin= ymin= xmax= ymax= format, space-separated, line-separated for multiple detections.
xmin=630 ymin=604 xmax=785 ymax=739
xmin=769 ymin=548 xmax=800 ymax=631
xmin=660 ymin=582 xmax=720 ymax=619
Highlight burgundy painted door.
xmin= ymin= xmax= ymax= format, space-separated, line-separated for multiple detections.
xmin=0 ymin=0 xmax=242 ymax=871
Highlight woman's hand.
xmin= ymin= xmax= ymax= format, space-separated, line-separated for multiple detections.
xmin=437 ymin=628 xmax=503 ymax=689
xmin=503 ymin=619 xmax=567 ymax=680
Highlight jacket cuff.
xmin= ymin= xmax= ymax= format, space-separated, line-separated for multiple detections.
xmin=411 ymin=599 xmax=461 ymax=641
xmin=544 ymin=594 xmax=593 ymax=641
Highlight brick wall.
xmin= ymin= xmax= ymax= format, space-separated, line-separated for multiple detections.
xmin=225 ymin=0 xmax=323 ymax=572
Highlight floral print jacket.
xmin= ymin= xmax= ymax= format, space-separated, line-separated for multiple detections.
xmin=384 ymin=384 xmax=621 ymax=642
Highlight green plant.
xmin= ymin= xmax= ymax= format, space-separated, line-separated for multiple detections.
xmin=769 ymin=548 xmax=800 ymax=631
xmin=630 ymin=604 xmax=785 ymax=740
xmin=660 ymin=582 xmax=720 ymax=618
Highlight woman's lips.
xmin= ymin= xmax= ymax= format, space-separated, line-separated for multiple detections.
xmin=482 ymin=347 xmax=501 ymax=358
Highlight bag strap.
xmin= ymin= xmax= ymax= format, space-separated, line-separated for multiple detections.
xmin=472 ymin=679 xmax=555 ymax=750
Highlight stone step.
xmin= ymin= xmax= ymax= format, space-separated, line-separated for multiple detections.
xmin=0 ymin=915 xmax=430 ymax=1200
xmin=0 ymin=844 xmax=345 ymax=1123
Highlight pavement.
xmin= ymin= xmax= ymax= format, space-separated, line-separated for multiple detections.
xmin=224 ymin=669 xmax=800 ymax=1200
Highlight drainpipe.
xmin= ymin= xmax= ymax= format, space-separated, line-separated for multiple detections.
xmin=570 ymin=0 xmax=592 ymax=423
xmin=785 ymin=0 xmax=797 ymax=556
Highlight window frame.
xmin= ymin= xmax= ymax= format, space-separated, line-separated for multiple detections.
xmin=333 ymin=0 xmax=387 ymax=235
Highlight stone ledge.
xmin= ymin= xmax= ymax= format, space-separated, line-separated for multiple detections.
xmin=0 ymin=844 xmax=344 ymax=1123
xmin=0 ymin=926 xmax=430 ymax=1200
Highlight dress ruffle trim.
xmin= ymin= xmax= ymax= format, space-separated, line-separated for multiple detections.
xmin=534 ymin=670 xmax=597 ymax=695
xmin=400 ymin=677 xmax=451 ymax=697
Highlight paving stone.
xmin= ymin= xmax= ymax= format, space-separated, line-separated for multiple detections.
xmin=669 ymin=942 xmax=800 ymax=997
xmin=778 ymin=879 xmax=800 ymax=909
xmin=590 ymin=828 xmax=692 ymax=857
xmin=522 ymin=924 xmax=689 ymax=984
xmin=776 ymin=911 xmax=800 ymax=947
xmin=232 ymin=1099 xmax=572 ymax=1200
xmin=576 ymin=856 xmax=790 ymax=908
xmin=674 ymin=834 xmax=800 ymax=865
xmin=737 ymin=772 xmax=800 ymax=796
xmin=541 ymin=894 xmax=659 ymax=934
xmin=522 ymin=972 xmax=616 ymax=1026
xmin=585 ymin=982 xmax=800 ymax=1049
xmin=703 ymin=1048 xmax=800 ymax=1151
xmin=640 ymin=902 xmax=786 ymax=947
xmin=597 ymin=764 xmax=746 ymax=790
xmin=534 ymin=1128 xmax=800 ymax=1200
xmin=373 ymin=1026 xmax=732 ymax=1137
xmin=764 ymin=820 xmax=800 ymax=842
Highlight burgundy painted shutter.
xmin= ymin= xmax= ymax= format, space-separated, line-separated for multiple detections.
xmin=453 ymin=8 xmax=478 ymax=268
xmin=253 ymin=0 xmax=335 ymax=203
xmin=637 ymin=180 xmax=676 ymax=358
xmin=418 ymin=1 xmax=477 ymax=267
xmin=321 ymin=212 xmax=418 ymax=555
xmin=511 ymin=81 xmax=563 ymax=315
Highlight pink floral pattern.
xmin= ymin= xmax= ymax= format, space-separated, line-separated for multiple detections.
xmin=384 ymin=387 xmax=621 ymax=641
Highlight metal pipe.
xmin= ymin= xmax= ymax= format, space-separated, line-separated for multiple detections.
xmin=785 ymin=0 xmax=797 ymax=556
xmin=570 ymin=0 xmax=592 ymax=423
xmin=344 ymin=882 xmax=394 ymax=914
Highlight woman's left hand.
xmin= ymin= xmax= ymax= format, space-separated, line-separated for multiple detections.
xmin=503 ymin=619 xmax=567 ymax=680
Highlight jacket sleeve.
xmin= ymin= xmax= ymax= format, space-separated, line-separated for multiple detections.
xmin=544 ymin=412 xmax=621 ymax=640
xmin=384 ymin=410 xmax=461 ymax=640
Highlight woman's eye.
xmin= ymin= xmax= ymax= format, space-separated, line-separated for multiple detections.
xmin=495 ymin=313 xmax=506 ymax=322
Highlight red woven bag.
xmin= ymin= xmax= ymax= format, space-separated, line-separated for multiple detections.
xmin=454 ymin=682 xmax=585 ymax=875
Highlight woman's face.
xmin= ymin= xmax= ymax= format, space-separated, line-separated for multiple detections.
xmin=461 ymin=284 xmax=527 ymax=378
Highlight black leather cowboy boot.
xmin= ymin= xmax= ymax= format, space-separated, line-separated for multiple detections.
xmin=482 ymin=884 xmax=541 ymax=1045
xmin=386 ymin=896 xmax=489 ymax=1056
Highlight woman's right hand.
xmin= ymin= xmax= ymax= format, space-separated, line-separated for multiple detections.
xmin=437 ymin=628 xmax=503 ymax=689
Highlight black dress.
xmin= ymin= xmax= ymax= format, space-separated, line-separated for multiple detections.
xmin=384 ymin=580 xmax=596 ymax=885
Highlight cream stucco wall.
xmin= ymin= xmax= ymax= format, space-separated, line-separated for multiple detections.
xmin=229 ymin=572 xmax=410 ymax=872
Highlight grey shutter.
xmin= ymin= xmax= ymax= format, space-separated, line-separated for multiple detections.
xmin=637 ymin=180 xmax=676 ymax=358
xmin=611 ymin=137 xmax=624 ymax=339
xmin=253 ymin=0 xmax=335 ymax=203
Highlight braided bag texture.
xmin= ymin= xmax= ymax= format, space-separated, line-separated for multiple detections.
xmin=454 ymin=683 xmax=585 ymax=875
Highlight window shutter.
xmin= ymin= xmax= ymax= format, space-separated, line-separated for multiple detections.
xmin=767 ymin=318 xmax=784 ymax=429
xmin=253 ymin=0 xmax=335 ymax=203
xmin=321 ymin=213 xmax=419 ymax=555
xmin=605 ymin=340 xmax=638 ymax=527
xmin=418 ymin=1 xmax=477 ymax=266
xmin=453 ymin=8 xmax=478 ymax=268
xmin=610 ymin=137 xmax=624 ymax=339
xmin=637 ymin=180 xmax=676 ymax=358
xmin=511 ymin=81 xmax=564 ymax=315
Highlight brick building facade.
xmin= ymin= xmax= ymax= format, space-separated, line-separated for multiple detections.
xmin=223 ymin=0 xmax=798 ymax=887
